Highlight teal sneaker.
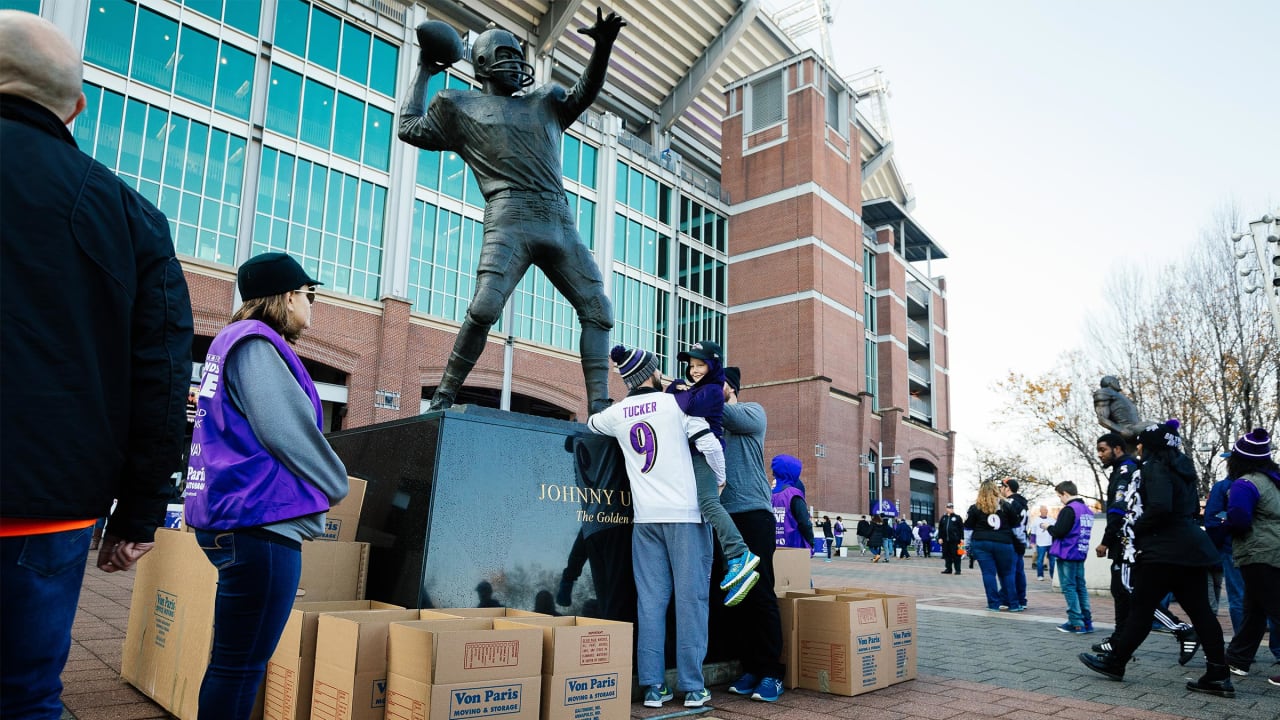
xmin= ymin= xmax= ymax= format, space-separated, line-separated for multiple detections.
xmin=683 ymin=688 xmax=711 ymax=707
xmin=643 ymin=684 xmax=672 ymax=708
xmin=719 ymin=550 xmax=760 ymax=590
xmin=724 ymin=570 xmax=759 ymax=607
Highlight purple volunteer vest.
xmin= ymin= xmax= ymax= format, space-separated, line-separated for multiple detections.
xmin=773 ymin=486 xmax=807 ymax=548
xmin=184 ymin=320 xmax=330 ymax=530
xmin=1050 ymin=498 xmax=1093 ymax=561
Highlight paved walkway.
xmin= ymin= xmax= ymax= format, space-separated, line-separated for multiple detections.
xmin=61 ymin=549 xmax=1280 ymax=719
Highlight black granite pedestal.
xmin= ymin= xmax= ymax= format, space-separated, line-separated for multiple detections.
xmin=326 ymin=406 xmax=637 ymax=622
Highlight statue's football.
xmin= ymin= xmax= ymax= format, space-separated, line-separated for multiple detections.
xmin=416 ymin=20 xmax=464 ymax=67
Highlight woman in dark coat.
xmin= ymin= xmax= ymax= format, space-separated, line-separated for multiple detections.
xmin=867 ymin=515 xmax=889 ymax=563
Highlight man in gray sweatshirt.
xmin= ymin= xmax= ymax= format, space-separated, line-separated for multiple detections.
xmin=719 ymin=367 xmax=786 ymax=702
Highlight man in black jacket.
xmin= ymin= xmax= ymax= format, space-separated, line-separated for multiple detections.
xmin=937 ymin=503 xmax=964 ymax=574
xmin=0 ymin=11 xmax=193 ymax=718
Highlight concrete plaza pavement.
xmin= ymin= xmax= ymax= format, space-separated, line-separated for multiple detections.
xmin=61 ymin=547 xmax=1280 ymax=720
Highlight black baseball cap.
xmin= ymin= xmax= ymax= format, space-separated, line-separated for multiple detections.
xmin=237 ymin=252 xmax=323 ymax=301
xmin=677 ymin=340 xmax=722 ymax=364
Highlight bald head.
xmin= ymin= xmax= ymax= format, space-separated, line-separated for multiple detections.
xmin=0 ymin=10 xmax=85 ymax=123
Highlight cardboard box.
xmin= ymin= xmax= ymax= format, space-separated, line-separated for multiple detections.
xmin=431 ymin=608 xmax=548 ymax=620
xmin=839 ymin=593 xmax=917 ymax=682
xmin=772 ymin=548 xmax=812 ymax=592
xmin=385 ymin=617 xmax=543 ymax=720
xmin=775 ymin=590 xmax=821 ymax=689
xmin=494 ymin=616 xmax=632 ymax=720
xmin=796 ymin=595 xmax=889 ymax=696
xmin=309 ymin=609 xmax=428 ymax=720
xmin=265 ymin=601 xmax=406 ymax=720
xmin=321 ymin=478 xmax=367 ymax=542
xmin=122 ymin=530 xmax=371 ymax=719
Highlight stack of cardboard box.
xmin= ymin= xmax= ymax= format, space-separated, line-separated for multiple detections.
xmin=492 ymin=616 xmax=632 ymax=720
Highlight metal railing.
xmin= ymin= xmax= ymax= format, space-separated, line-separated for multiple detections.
xmin=909 ymin=395 xmax=932 ymax=419
xmin=908 ymin=358 xmax=931 ymax=384
xmin=906 ymin=281 xmax=930 ymax=307
xmin=907 ymin=317 xmax=929 ymax=344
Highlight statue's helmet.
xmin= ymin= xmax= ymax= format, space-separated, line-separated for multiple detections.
xmin=1101 ymin=375 xmax=1121 ymax=391
xmin=472 ymin=28 xmax=534 ymax=89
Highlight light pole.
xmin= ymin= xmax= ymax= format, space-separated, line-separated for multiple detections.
xmin=1232 ymin=212 xmax=1280 ymax=341
xmin=860 ymin=441 xmax=905 ymax=515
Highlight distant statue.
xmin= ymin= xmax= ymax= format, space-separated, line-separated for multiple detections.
xmin=398 ymin=9 xmax=626 ymax=414
xmin=1093 ymin=375 xmax=1151 ymax=441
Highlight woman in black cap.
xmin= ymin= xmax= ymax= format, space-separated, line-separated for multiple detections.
xmin=1078 ymin=420 xmax=1232 ymax=698
xmin=183 ymin=252 xmax=350 ymax=717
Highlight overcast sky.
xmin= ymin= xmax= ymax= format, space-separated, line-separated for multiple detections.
xmin=814 ymin=0 xmax=1280 ymax=504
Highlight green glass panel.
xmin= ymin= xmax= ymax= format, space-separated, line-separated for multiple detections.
xmin=463 ymin=168 xmax=481 ymax=207
xmin=214 ymin=44 xmax=254 ymax=120
xmin=307 ymin=164 xmax=325 ymax=229
xmin=204 ymin=129 xmax=227 ymax=193
xmin=174 ymin=26 xmax=216 ymax=105
xmin=578 ymin=198 xmax=595 ymax=249
xmin=274 ymin=153 xmax=294 ymax=218
xmin=132 ymin=7 xmax=177 ymax=91
xmin=417 ymin=147 xmax=439 ymax=189
xmin=184 ymin=121 xmax=207 ymax=192
xmin=84 ymin=0 xmax=135 ymax=75
xmin=612 ymin=214 xmax=625 ymax=263
xmin=369 ymin=37 xmax=398 ymax=96
xmin=175 ymin=222 xmax=196 ymax=255
xmin=562 ymin=136 xmax=579 ymax=183
xmin=299 ymin=79 xmax=333 ymax=150
xmin=140 ymin=105 xmax=166 ymax=183
xmin=257 ymin=148 xmax=277 ymax=213
xmin=274 ymin=0 xmax=309 ymax=58
xmin=308 ymin=6 xmax=340 ymax=71
xmin=162 ymin=116 xmax=188 ymax=191
xmin=580 ymin=142 xmax=597 ymax=188
xmin=291 ymin=158 xmax=311 ymax=221
xmin=333 ymin=93 xmax=364 ymax=161
xmin=118 ymin=100 xmax=145 ymax=176
xmin=0 ymin=0 xmax=41 ymax=13
xmin=340 ymin=175 xmax=357 ymax=236
xmin=339 ymin=24 xmax=370 ymax=85
xmin=363 ymin=106 xmax=392 ymax=171
xmin=642 ymin=226 xmax=657 ymax=275
xmin=265 ymin=65 xmax=302 ymax=136
xmin=643 ymin=176 xmax=658 ymax=219
xmin=93 ymin=89 xmax=125 ymax=167
xmin=614 ymin=162 xmax=626 ymax=204
xmin=72 ymin=84 xmax=102 ymax=153
xmin=180 ymin=191 xmax=200 ymax=225
xmin=324 ymin=173 xmax=343 ymax=233
xmin=222 ymin=0 xmax=260 ymax=35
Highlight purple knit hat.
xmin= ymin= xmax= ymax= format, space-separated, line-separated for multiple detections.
xmin=610 ymin=345 xmax=659 ymax=391
xmin=1234 ymin=428 xmax=1272 ymax=459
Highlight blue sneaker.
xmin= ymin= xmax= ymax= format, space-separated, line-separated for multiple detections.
xmin=683 ymin=689 xmax=711 ymax=707
xmin=1058 ymin=622 xmax=1084 ymax=633
xmin=751 ymin=677 xmax=783 ymax=702
xmin=719 ymin=550 xmax=761 ymax=591
xmin=727 ymin=673 xmax=758 ymax=696
xmin=643 ymin=684 xmax=672 ymax=708
xmin=724 ymin=570 xmax=760 ymax=607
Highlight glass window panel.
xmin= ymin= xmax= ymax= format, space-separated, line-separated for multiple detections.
xmin=643 ymin=176 xmax=658 ymax=218
xmin=85 ymin=0 xmax=135 ymax=75
xmin=222 ymin=0 xmax=260 ymax=34
xmin=339 ymin=24 xmax=371 ymax=85
xmin=138 ymin=179 xmax=159 ymax=207
xmin=463 ymin=167 xmax=482 ymax=207
xmin=562 ymin=136 xmax=579 ymax=183
xmin=180 ymin=191 xmax=201 ymax=225
xmin=175 ymin=222 xmax=197 ymax=255
xmin=300 ymin=79 xmax=334 ymax=150
xmin=578 ymin=197 xmax=595 ymax=249
xmin=335 ymin=92 xmax=366 ymax=161
xmin=214 ymin=44 xmax=254 ymax=120
xmin=307 ymin=164 xmax=325 ymax=229
xmin=614 ymin=162 xmax=626 ymax=204
xmin=72 ymin=84 xmax=102 ymax=151
xmin=363 ymin=106 xmax=392 ymax=171
xmin=184 ymin=0 xmax=222 ymax=22
xmin=628 ymin=169 xmax=642 ymax=211
xmin=258 ymin=148 xmax=277 ymax=213
xmin=580 ymin=143 xmax=597 ymax=188
xmin=325 ymin=173 xmax=343 ymax=231
xmin=642 ymin=226 xmax=657 ymax=275
xmin=308 ymin=6 xmax=341 ymax=71
xmin=132 ymin=8 xmax=178 ymax=91
xmin=174 ymin=26 xmax=216 ymax=105
xmin=441 ymin=150 xmax=464 ymax=199
xmin=266 ymin=65 xmax=302 ymax=136
xmin=612 ymin=214 xmax=625 ymax=263
xmin=370 ymin=185 xmax=386 ymax=245
xmin=225 ymin=137 xmax=245 ymax=202
xmin=369 ymin=37 xmax=398 ymax=97
xmin=274 ymin=153 xmax=294 ymax=217
xmin=657 ymin=234 xmax=669 ymax=279
xmin=119 ymin=99 xmax=146 ymax=175
xmin=184 ymin=121 xmax=208 ymax=192
xmin=204 ymin=129 xmax=227 ymax=193
xmin=659 ymin=184 xmax=671 ymax=224
xmin=716 ymin=215 xmax=727 ymax=252
xmin=158 ymin=186 xmax=180 ymax=220
xmin=291 ymin=159 xmax=311 ymax=220
xmin=138 ymin=105 xmax=166 ymax=182
xmin=417 ymin=147 xmax=439 ymax=188
xmin=93 ymin=89 xmax=125 ymax=167
xmin=162 ymin=116 xmax=188 ymax=190
xmin=340 ymin=175 xmax=357 ymax=236
xmin=274 ymin=0 xmax=309 ymax=58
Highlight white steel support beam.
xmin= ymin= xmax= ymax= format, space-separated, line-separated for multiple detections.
xmin=861 ymin=141 xmax=894 ymax=184
xmin=535 ymin=0 xmax=587 ymax=57
xmin=656 ymin=0 xmax=761 ymax=134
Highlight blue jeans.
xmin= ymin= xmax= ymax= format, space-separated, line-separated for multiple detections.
xmin=693 ymin=457 xmax=747 ymax=560
xmin=1 ymin=527 xmax=92 ymax=719
xmin=632 ymin=522 xmax=712 ymax=692
xmin=1058 ymin=559 xmax=1092 ymax=627
xmin=1034 ymin=545 xmax=1055 ymax=578
xmin=196 ymin=530 xmax=302 ymax=720
xmin=971 ymin=540 xmax=1017 ymax=610
xmin=1012 ymin=546 xmax=1027 ymax=606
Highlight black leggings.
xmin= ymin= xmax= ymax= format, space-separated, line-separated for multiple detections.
xmin=1109 ymin=562 xmax=1224 ymax=664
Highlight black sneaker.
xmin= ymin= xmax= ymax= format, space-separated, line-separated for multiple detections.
xmin=1091 ymin=639 xmax=1113 ymax=653
xmin=1175 ymin=628 xmax=1201 ymax=666
xmin=1079 ymin=652 xmax=1125 ymax=681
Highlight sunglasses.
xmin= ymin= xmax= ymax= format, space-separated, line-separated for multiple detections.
xmin=292 ymin=287 xmax=317 ymax=304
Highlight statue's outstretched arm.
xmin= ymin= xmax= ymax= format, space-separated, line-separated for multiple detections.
xmin=399 ymin=23 xmax=458 ymax=149
xmin=563 ymin=9 xmax=626 ymax=121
